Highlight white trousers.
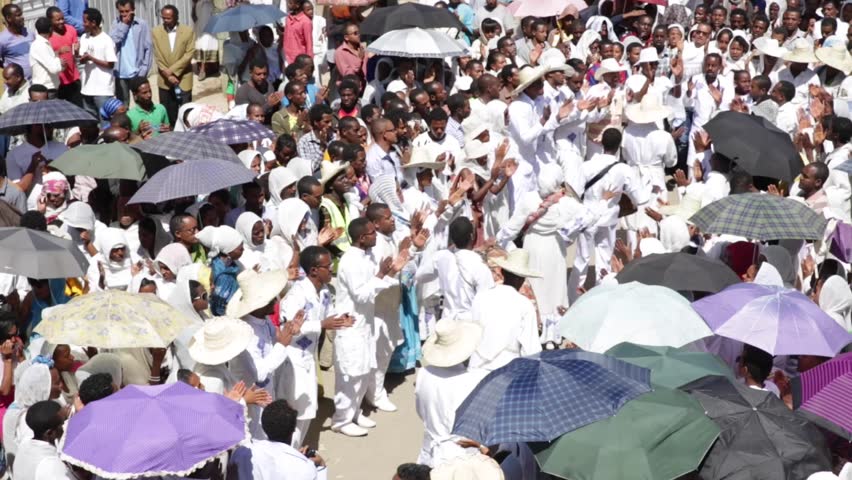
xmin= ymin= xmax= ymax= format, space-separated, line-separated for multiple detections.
xmin=291 ymin=419 xmax=311 ymax=449
xmin=332 ymin=369 xmax=371 ymax=429
xmin=366 ymin=324 xmax=394 ymax=405
xmin=569 ymin=226 xmax=616 ymax=303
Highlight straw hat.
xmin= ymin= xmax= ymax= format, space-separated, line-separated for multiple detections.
xmin=512 ymin=66 xmax=547 ymax=96
xmin=753 ymin=37 xmax=788 ymax=58
xmin=319 ymin=160 xmax=350 ymax=189
xmin=226 ymin=270 xmax=289 ymax=318
xmin=188 ymin=317 xmax=253 ymax=365
xmin=625 ymin=93 xmax=672 ymax=124
xmin=594 ymin=58 xmax=628 ymax=81
xmin=539 ymin=49 xmax=576 ymax=75
xmin=638 ymin=47 xmax=659 ymax=64
xmin=422 ymin=320 xmax=483 ymax=368
xmin=816 ymin=43 xmax=852 ymax=74
xmin=402 ymin=146 xmax=446 ymax=171
xmin=490 ymin=248 xmax=542 ymax=278
xmin=783 ymin=38 xmax=819 ymax=63
xmin=431 ymin=452 xmax=505 ymax=480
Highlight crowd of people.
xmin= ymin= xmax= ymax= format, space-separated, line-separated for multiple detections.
xmin=0 ymin=0 xmax=848 ymax=477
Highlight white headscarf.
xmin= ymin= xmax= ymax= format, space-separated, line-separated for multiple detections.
xmin=765 ymin=0 xmax=787 ymax=27
xmin=59 ymin=201 xmax=97 ymax=255
xmin=538 ymin=164 xmax=565 ymax=198
xmin=639 ymin=238 xmax=667 ymax=256
xmin=820 ymin=276 xmax=852 ymax=331
xmin=268 ymin=167 xmax=298 ymax=206
xmin=660 ymin=216 xmax=691 ymax=253
xmin=572 ymin=30 xmax=601 ymax=63
xmin=238 ymin=150 xmax=263 ymax=176
xmin=3 ymin=360 xmax=52 ymax=458
xmin=75 ymin=352 xmax=124 ymax=387
xmin=94 ymin=227 xmax=132 ymax=290
xmin=275 ymin=198 xmax=311 ymax=248
xmin=484 ymin=100 xmax=508 ymax=136
xmin=235 ymin=212 xmax=264 ymax=251
xmin=155 ymin=243 xmax=192 ymax=274
xmin=586 ymin=16 xmax=618 ymax=42
xmin=197 ymin=225 xmax=243 ymax=257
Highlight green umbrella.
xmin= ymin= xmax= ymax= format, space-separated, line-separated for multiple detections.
xmin=605 ymin=343 xmax=733 ymax=389
xmin=50 ymin=143 xmax=146 ymax=181
xmin=535 ymin=388 xmax=720 ymax=480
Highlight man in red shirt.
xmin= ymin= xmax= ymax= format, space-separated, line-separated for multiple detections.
xmin=334 ymin=22 xmax=366 ymax=86
xmin=46 ymin=6 xmax=81 ymax=106
xmin=283 ymin=0 xmax=312 ymax=66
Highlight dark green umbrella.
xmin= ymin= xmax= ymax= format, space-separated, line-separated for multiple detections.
xmin=535 ymin=388 xmax=720 ymax=480
xmin=605 ymin=343 xmax=733 ymax=389
xmin=50 ymin=143 xmax=146 ymax=181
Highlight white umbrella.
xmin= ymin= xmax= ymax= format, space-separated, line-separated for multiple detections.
xmin=559 ymin=282 xmax=713 ymax=353
xmin=367 ymin=27 xmax=468 ymax=58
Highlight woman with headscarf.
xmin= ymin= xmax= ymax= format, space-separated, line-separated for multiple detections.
xmin=724 ymin=32 xmax=752 ymax=76
xmin=74 ymin=352 xmax=123 ymax=388
xmin=166 ymin=266 xmax=209 ymax=382
xmin=98 ymin=98 xmax=126 ymax=129
xmin=235 ymin=211 xmax=267 ymax=272
xmin=571 ymin=30 xmax=601 ymax=64
xmin=766 ymin=0 xmax=787 ymax=28
xmin=151 ymin=243 xmax=193 ymax=300
xmin=197 ymin=226 xmax=245 ymax=316
xmin=238 ymin=149 xmax=263 ymax=177
xmin=2 ymin=356 xmax=60 ymax=467
xmin=495 ymin=164 xmax=609 ymax=342
xmin=174 ymin=102 xmax=222 ymax=132
xmin=660 ymin=216 xmax=691 ymax=253
xmin=58 ymin=201 xmax=98 ymax=257
xmin=817 ymin=275 xmax=852 ymax=331
xmin=87 ymin=227 xmax=134 ymax=291
xmin=586 ymin=16 xmax=619 ymax=43
xmin=32 ymin=172 xmax=70 ymax=224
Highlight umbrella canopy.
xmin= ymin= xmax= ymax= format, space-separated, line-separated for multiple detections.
xmin=35 ymin=290 xmax=195 ymax=348
xmin=191 ymin=118 xmax=275 ymax=145
xmin=317 ymin=0 xmax=372 ymax=5
xmin=49 ymin=143 xmax=146 ymax=181
xmin=0 ymin=99 xmax=97 ymax=135
xmin=605 ymin=343 xmax=733 ymax=389
xmin=689 ymin=193 xmax=828 ymax=240
xmin=835 ymin=159 xmax=852 ymax=175
xmin=508 ymin=0 xmax=588 ymax=18
xmin=703 ymin=111 xmax=801 ymax=183
xmin=535 ymin=388 xmax=720 ymax=480
xmin=360 ymin=3 xmax=467 ymax=37
xmin=204 ymin=4 xmax=285 ymax=34
xmin=615 ymin=253 xmax=740 ymax=294
xmin=128 ymin=160 xmax=256 ymax=205
xmin=452 ymin=349 xmax=652 ymax=445
xmin=134 ymin=132 xmax=241 ymax=163
xmin=60 ymin=382 xmax=247 ymax=479
xmin=559 ymin=282 xmax=712 ymax=353
xmin=792 ymin=352 xmax=852 ymax=440
xmin=683 ymin=375 xmax=832 ymax=480
xmin=367 ymin=28 xmax=469 ymax=58
xmin=693 ymin=283 xmax=852 ymax=357
xmin=0 ymin=227 xmax=89 ymax=279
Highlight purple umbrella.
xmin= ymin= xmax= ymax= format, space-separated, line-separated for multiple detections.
xmin=692 ymin=283 xmax=852 ymax=357
xmin=191 ymin=118 xmax=275 ymax=145
xmin=792 ymin=353 xmax=852 ymax=440
xmin=59 ymin=382 xmax=247 ymax=478
xmin=128 ymin=159 xmax=256 ymax=205
xmin=829 ymin=221 xmax=852 ymax=263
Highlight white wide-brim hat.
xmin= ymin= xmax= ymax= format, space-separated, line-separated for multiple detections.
xmin=491 ymin=248 xmax=542 ymax=278
xmin=226 ymin=270 xmax=289 ymax=318
xmin=401 ymin=146 xmax=446 ymax=171
xmin=512 ymin=66 xmax=547 ymax=96
xmin=540 ymin=49 xmax=576 ymax=75
xmin=594 ymin=58 xmax=628 ymax=81
xmin=638 ymin=47 xmax=659 ymax=64
xmin=319 ymin=160 xmax=350 ymax=189
xmin=464 ymin=139 xmax=491 ymax=161
xmin=816 ymin=43 xmax=852 ymax=74
xmin=625 ymin=93 xmax=672 ymax=124
xmin=783 ymin=38 xmax=819 ymax=63
xmin=422 ymin=320 xmax=483 ymax=368
xmin=431 ymin=452 xmax=505 ymax=480
xmin=753 ymin=37 xmax=788 ymax=58
xmin=188 ymin=317 xmax=253 ymax=365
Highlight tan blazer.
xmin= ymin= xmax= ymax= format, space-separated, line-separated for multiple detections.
xmin=152 ymin=24 xmax=195 ymax=92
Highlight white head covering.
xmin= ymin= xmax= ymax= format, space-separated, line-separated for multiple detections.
xmin=586 ymin=16 xmax=618 ymax=42
xmin=369 ymin=175 xmax=408 ymax=220
xmin=235 ymin=212 xmax=264 ymax=251
xmin=59 ymin=201 xmax=96 ymax=231
xmin=572 ymin=30 xmax=602 ymax=62
xmin=820 ymin=276 xmax=852 ymax=331
xmin=537 ymin=164 xmax=565 ymax=198
xmin=268 ymin=167 xmax=298 ymax=206
xmin=174 ymin=103 xmax=222 ymax=132
xmin=639 ymin=238 xmax=667 ymax=256
xmin=484 ymin=100 xmax=508 ymax=135
xmin=155 ymin=243 xmax=192 ymax=274
xmin=238 ymin=150 xmax=263 ymax=175
xmin=75 ymin=352 xmax=124 ymax=387
xmin=660 ymin=216 xmax=691 ymax=253
xmin=276 ymin=198 xmax=310 ymax=247
xmin=765 ymin=0 xmax=787 ymax=27
xmin=3 ymin=360 xmax=52 ymax=457
xmin=197 ymin=225 xmax=243 ymax=257
xmin=94 ymin=227 xmax=132 ymax=290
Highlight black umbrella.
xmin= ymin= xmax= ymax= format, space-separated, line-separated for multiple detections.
xmin=682 ymin=375 xmax=832 ymax=480
xmin=703 ymin=111 xmax=800 ymax=183
xmin=360 ymin=3 xmax=467 ymax=37
xmin=616 ymin=253 xmax=740 ymax=293
xmin=0 ymin=100 xmax=97 ymax=135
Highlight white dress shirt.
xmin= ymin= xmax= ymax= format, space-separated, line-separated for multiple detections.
xmin=825 ymin=143 xmax=852 ymax=222
xmin=622 ymin=123 xmax=678 ymax=198
xmin=774 ymin=101 xmax=798 ymax=140
xmin=29 ymin=35 xmax=62 ymax=90
xmin=0 ymin=80 xmax=28 ymax=115
xmin=701 ymin=170 xmax=731 ymax=208
xmin=581 ymin=153 xmax=648 ymax=228
xmin=230 ymin=439 xmax=328 ymax=480
xmin=12 ymin=439 xmax=76 ymax=480
xmin=469 ymin=284 xmax=541 ymax=371
xmin=415 ymin=248 xmax=494 ymax=321
xmin=365 ymin=142 xmax=403 ymax=183
xmin=686 ymin=74 xmax=734 ymax=130
xmin=508 ymin=92 xmax=563 ymax=204
xmin=777 ymin=67 xmax=821 ymax=106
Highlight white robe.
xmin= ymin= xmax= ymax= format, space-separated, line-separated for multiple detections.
xmin=507 ymin=93 xmax=563 ymax=207
xmin=230 ymin=439 xmax=327 ymax=480
xmin=12 ymin=439 xmax=76 ymax=480
xmin=469 ymin=285 xmax=542 ymax=371
xmin=415 ymin=249 xmax=494 ymax=321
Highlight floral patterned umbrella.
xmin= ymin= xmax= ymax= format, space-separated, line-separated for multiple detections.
xmin=35 ymin=291 xmax=195 ymax=348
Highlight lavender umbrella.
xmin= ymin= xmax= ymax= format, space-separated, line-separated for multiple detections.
xmin=59 ymin=382 xmax=247 ymax=478
xmin=191 ymin=118 xmax=275 ymax=145
xmin=692 ymin=283 xmax=852 ymax=357
xmin=128 ymin=159 xmax=256 ymax=205
xmin=792 ymin=353 xmax=852 ymax=440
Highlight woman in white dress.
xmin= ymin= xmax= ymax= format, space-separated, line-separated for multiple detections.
xmin=192 ymin=0 xmax=221 ymax=79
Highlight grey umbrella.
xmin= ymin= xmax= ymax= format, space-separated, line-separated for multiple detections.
xmin=133 ymin=132 xmax=241 ymax=163
xmin=0 ymin=227 xmax=90 ymax=279
xmin=682 ymin=375 xmax=832 ymax=480
xmin=616 ymin=253 xmax=741 ymax=293
xmin=0 ymin=100 xmax=97 ymax=135
xmin=128 ymin=160 xmax=256 ymax=205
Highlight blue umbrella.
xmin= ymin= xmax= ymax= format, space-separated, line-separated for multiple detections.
xmin=134 ymin=132 xmax=241 ymax=163
xmin=452 ymin=350 xmax=652 ymax=445
xmin=128 ymin=160 xmax=256 ymax=205
xmin=0 ymin=99 xmax=96 ymax=135
xmin=205 ymin=4 xmax=285 ymax=34
xmin=191 ymin=118 xmax=275 ymax=145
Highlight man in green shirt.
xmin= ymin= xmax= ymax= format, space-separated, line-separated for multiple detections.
xmin=126 ymin=76 xmax=170 ymax=137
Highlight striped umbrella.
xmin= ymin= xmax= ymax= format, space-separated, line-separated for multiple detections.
xmin=128 ymin=160 xmax=256 ymax=205
xmin=191 ymin=119 xmax=275 ymax=145
xmin=689 ymin=193 xmax=828 ymax=240
xmin=134 ymin=132 xmax=241 ymax=163
xmin=0 ymin=99 xmax=97 ymax=135
xmin=792 ymin=353 xmax=852 ymax=440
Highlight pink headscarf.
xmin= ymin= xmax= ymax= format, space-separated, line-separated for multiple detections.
xmin=42 ymin=172 xmax=68 ymax=195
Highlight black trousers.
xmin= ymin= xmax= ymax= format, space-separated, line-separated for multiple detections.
xmin=58 ymin=80 xmax=83 ymax=107
xmin=159 ymin=87 xmax=192 ymax=128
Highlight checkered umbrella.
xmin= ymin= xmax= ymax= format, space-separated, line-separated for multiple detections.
xmin=0 ymin=99 xmax=97 ymax=135
xmin=191 ymin=119 xmax=275 ymax=145
xmin=134 ymin=132 xmax=241 ymax=163
xmin=128 ymin=160 xmax=256 ymax=205
xmin=452 ymin=350 xmax=652 ymax=445
xmin=689 ymin=193 xmax=828 ymax=240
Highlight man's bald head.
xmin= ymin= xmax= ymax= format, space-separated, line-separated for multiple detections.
xmin=102 ymin=126 xmax=129 ymax=144
xmin=370 ymin=117 xmax=391 ymax=138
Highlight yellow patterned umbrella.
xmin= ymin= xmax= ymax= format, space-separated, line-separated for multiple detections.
xmin=35 ymin=291 xmax=195 ymax=349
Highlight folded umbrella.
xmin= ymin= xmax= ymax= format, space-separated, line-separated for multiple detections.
xmin=191 ymin=118 xmax=275 ymax=145
xmin=508 ymin=0 xmax=588 ymax=18
xmin=689 ymin=193 xmax=828 ymax=240
xmin=559 ymin=282 xmax=712 ymax=353
xmin=535 ymin=388 xmax=720 ymax=480
xmin=615 ymin=252 xmax=740 ymax=294
xmin=360 ymin=3 xmax=467 ymax=37
xmin=792 ymin=352 xmax=852 ymax=440
xmin=0 ymin=99 xmax=97 ymax=135
xmin=683 ymin=375 xmax=832 ymax=480
xmin=693 ymin=283 xmax=852 ymax=356
xmin=60 ymin=382 xmax=248 ymax=478
xmin=134 ymin=131 xmax=241 ymax=163
xmin=35 ymin=290 xmax=195 ymax=348
xmin=452 ymin=349 xmax=651 ymax=445
xmin=605 ymin=343 xmax=733 ymax=389
xmin=367 ymin=28 xmax=469 ymax=58
xmin=49 ymin=143 xmax=146 ymax=181
xmin=703 ymin=111 xmax=801 ymax=183
xmin=128 ymin=160 xmax=256 ymax=205
xmin=0 ymin=227 xmax=89 ymax=279
xmin=205 ymin=4 xmax=285 ymax=34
